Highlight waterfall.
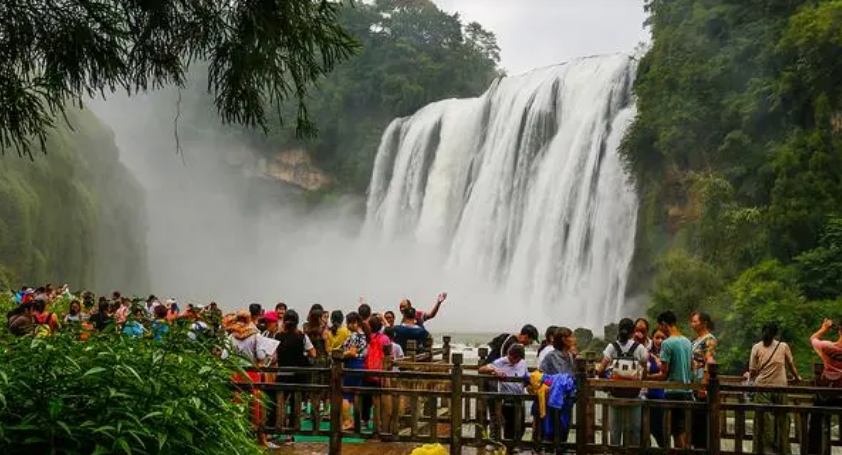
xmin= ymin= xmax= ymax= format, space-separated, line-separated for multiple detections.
xmin=364 ymin=54 xmax=639 ymax=330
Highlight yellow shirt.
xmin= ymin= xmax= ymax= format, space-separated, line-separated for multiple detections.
xmin=328 ymin=326 xmax=351 ymax=352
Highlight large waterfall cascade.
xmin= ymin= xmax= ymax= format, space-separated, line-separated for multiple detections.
xmin=364 ymin=54 xmax=639 ymax=329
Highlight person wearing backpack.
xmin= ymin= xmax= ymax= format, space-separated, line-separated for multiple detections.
xmin=32 ymin=299 xmax=60 ymax=337
xmin=598 ymin=318 xmax=648 ymax=447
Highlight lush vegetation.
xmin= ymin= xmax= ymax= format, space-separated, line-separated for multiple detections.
xmin=623 ymin=0 xmax=842 ymax=374
xmin=0 ymin=0 xmax=357 ymax=157
xmin=0 ymin=296 xmax=260 ymax=455
xmin=0 ymin=107 xmax=149 ymax=293
xmin=230 ymin=0 xmax=502 ymax=192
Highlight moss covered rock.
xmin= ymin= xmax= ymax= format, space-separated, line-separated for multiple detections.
xmin=0 ymin=106 xmax=149 ymax=293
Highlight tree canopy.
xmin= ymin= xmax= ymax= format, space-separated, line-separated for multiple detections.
xmin=0 ymin=0 xmax=358 ymax=157
xmin=219 ymin=0 xmax=502 ymax=192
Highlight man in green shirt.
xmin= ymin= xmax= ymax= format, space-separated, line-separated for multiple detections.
xmin=649 ymin=311 xmax=693 ymax=449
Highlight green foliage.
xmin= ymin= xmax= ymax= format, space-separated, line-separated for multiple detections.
xmin=647 ymin=250 xmax=725 ymax=322
xmin=0 ymin=329 xmax=261 ymax=455
xmin=717 ymin=261 xmax=804 ymax=374
xmin=794 ymin=215 xmax=842 ymax=300
xmin=0 ymin=107 xmax=149 ymax=293
xmin=627 ymin=0 xmax=842 ymax=372
xmin=0 ymin=0 xmax=358 ymax=157
xmin=230 ymin=0 xmax=501 ymax=192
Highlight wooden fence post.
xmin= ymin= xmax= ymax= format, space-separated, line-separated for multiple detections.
xmin=329 ymin=349 xmax=344 ymax=455
xmin=477 ymin=347 xmax=489 ymax=428
xmin=707 ymin=363 xmax=721 ymax=455
xmin=575 ymin=357 xmax=590 ymax=455
xmin=407 ymin=339 xmax=418 ymax=360
xmin=442 ymin=336 xmax=452 ymax=363
xmin=424 ymin=336 xmax=434 ymax=360
xmin=450 ymin=353 xmax=464 ymax=455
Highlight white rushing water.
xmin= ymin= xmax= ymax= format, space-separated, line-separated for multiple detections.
xmin=364 ymin=54 xmax=639 ymax=330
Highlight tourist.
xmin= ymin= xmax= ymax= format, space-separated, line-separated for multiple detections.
xmin=7 ymin=301 xmax=34 ymax=336
xmin=649 ymin=311 xmax=693 ymax=449
xmin=33 ymin=299 xmax=60 ymax=337
xmin=747 ymin=322 xmax=799 ymax=454
xmin=64 ymin=300 xmax=86 ymax=324
xmin=248 ymin=303 xmax=263 ymax=324
xmin=537 ymin=325 xmax=559 ymax=366
xmin=690 ymin=311 xmax=717 ymax=449
xmin=538 ymin=327 xmax=577 ymax=443
xmin=392 ymin=306 xmax=430 ymax=353
xmin=384 ymin=327 xmax=405 ymax=361
xmin=807 ymin=318 xmax=842 ymax=454
xmin=383 ymin=310 xmax=396 ymax=328
xmin=89 ymin=300 xmax=114 ymax=331
xmin=634 ymin=318 xmax=652 ymax=350
xmin=541 ymin=327 xmax=577 ymax=375
xmin=114 ymin=297 xmax=131 ymax=325
xmin=341 ymin=312 xmax=368 ymax=430
xmin=479 ymin=343 xmax=527 ymax=443
xmin=328 ymin=310 xmax=350 ymax=352
xmin=227 ymin=309 xmax=268 ymax=442
xmin=261 ymin=311 xmax=280 ymax=338
xmin=598 ymin=318 xmax=648 ymax=447
xmin=646 ymin=327 xmax=667 ymax=448
xmin=486 ymin=324 xmax=539 ymax=364
xmin=398 ymin=292 xmax=447 ymax=327
xmin=122 ymin=307 xmax=146 ymax=338
xmin=304 ymin=308 xmax=330 ymax=418
xmin=151 ymin=305 xmax=169 ymax=341
xmin=275 ymin=302 xmax=287 ymax=323
xmin=358 ymin=303 xmax=372 ymax=338
xmin=362 ymin=315 xmax=391 ymax=431
xmin=82 ymin=291 xmax=95 ymax=312
xmin=274 ymin=309 xmax=314 ymax=440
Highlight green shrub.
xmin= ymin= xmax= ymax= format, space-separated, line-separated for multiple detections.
xmin=0 ymin=329 xmax=262 ymax=455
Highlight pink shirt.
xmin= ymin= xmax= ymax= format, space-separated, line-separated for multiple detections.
xmin=812 ymin=339 xmax=842 ymax=381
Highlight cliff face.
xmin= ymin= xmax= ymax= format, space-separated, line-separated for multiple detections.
xmin=263 ymin=149 xmax=332 ymax=192
xmin=229 ymin=148 xmax=332 ymax=192
xmin=0 ymin=106 xmax=150 ymax=293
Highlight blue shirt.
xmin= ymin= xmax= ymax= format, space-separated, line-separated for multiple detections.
xmin=393 ymin=324 xmax=429 ymax=352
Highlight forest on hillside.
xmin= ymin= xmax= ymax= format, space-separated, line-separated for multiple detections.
xmin=0 ymin=108 xmax=149 ymax=293
xmin=622 ymin=0 xmax=842 ymax=373
xmin=194 ymin=0 xmax=502 ymax=193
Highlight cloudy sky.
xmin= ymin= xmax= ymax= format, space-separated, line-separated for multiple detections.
xmin=433 ymin=0 xmax=650 ymax=75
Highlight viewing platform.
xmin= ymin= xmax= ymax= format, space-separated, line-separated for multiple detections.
xmin=235 ymin=336 xmax=842 ymax=455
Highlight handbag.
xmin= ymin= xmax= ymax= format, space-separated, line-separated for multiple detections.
xmin=742 ymin=341 xmax=780 ymax=401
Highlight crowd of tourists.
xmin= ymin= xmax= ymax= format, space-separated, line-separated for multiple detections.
xmin=7 ymin=285 xmax=842 ymax=453
xmin=3 ymin=284 xmax=449 ymax=447
xmin=487 ymin=311 xmax=842 ymax=455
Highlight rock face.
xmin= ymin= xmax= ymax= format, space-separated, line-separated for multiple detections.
xmin=260 ymin=149 xmax=332 ymax=191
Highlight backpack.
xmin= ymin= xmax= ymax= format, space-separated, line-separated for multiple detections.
xmin=609 ymin=341 xmax=642 ymax=397
xmin=486 ymin=333 xmax=514 ymax=364
xmin=34 ymin=313 xmax=55 ymax=338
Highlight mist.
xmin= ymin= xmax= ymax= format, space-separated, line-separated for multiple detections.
xmin=87 ymin=87 xmax=515 ymax=333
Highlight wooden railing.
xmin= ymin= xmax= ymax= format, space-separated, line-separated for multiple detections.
xmin=232 ymin=337 xmax=842 ymax=455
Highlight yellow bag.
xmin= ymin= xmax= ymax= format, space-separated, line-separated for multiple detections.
xmin=409 ymin=444 xmax=448 ymax=455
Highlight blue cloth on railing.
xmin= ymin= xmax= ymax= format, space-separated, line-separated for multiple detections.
xmin=546 ymin=373 xmax=576 ymax=410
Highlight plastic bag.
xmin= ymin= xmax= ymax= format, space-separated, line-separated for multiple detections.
xmin=409 ymin=444 xmax=449 ymax=455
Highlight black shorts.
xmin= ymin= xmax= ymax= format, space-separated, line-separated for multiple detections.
xmin=665 ymin=393 xmax=693 ymax=436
